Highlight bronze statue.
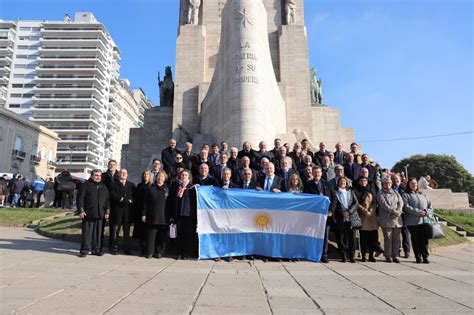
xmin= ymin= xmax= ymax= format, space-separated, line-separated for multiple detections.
xmin=158 ymin=66 xmax=174 ymax=107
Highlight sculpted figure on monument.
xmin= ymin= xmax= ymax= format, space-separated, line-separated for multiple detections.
xmin=187 ymin=0 xmax=201 ymax=25
xmin=310 ymin=68 xmax=324 ymax=105
xmin=293 ymin=128 xmax=317 ymax=151
xmin=285 ymin=0 xmax=297 ymax=25
xmin=173 ymin=124 xmax=193 ymax=148
xmin=158 ymin=66 xmax=174 ymax=107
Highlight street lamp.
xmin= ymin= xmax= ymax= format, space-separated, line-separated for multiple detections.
xmin=404 ymin=164 xmax=410 ymax=180
xmin=68 ymin=145 xmax=76 ymax=171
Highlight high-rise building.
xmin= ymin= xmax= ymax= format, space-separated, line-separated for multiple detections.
xmin=1 ymin=13 xmax=154 ymax=178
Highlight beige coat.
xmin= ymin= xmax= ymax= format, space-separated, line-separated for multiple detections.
xmin=355 ymin=190 xmax=378 ymax=231
xmin=377 ymin=189 xmax=404 ymax=228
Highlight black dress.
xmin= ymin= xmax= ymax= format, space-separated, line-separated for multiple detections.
xmin=143 ymin=184 xmax=169 ymax=257
xmin=133 ymin=182 xmax=150 ymax=240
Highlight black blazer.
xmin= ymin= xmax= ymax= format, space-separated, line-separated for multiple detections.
xmin=143 ymin=185 xmax=169 ymax=225
xmin=344 ymin=163 xmax=361 ymax=181
xmin=218 ymin=181 xmax=240 ymax=189
xmin=329 ymin=188 xmax=359 ymax=227
xmin=101 ymin=170 xmax=119 ymax=191
xmin=257 ymin=175 xmax=283 ymax=191
xmin=193 ymin=176 xmax=218 ymax=186
xmin=77 ymin=179 xmax=110 ymax=219
xmin=333 ymin=150 xmax=347 ymax=166
xmin=236 ymin=168 xmax=258 ymax=184
xmin=110 ymin=180 xmax=136 ymax=224
xmin=304 ymin=179 xmax=331 ymax=198
xmin=239 ymin=179 xmax=259 ymax=189
xmin=161 ymin=147 xmax=180 ymax=174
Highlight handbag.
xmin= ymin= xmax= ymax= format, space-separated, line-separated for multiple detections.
xmin=349 ymin=211 xmax=362 ymax=229
xmin=423 ymin=215 xmax=445 ymax=239
xmin=168 ymin=223 xmax=177 ymax=239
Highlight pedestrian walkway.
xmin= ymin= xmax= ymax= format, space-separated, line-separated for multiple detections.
xmin=0 ymin=227 xmax=473 ymax=314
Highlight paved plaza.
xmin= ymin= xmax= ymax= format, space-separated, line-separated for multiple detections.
xmin=0 ymin=227 xmax=473 ymax=314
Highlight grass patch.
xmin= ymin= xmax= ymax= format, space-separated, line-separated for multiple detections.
xmin=435 ymin=209 xmax=474 ymax=233
xmin=0 ymin=207 xmax=61 ymax=226
xmin=430 ymin=225 xmax=470 ymax=248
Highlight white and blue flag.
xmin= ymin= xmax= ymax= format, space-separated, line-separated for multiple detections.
xmin=196 ymin=186 xmax=330 ymax=262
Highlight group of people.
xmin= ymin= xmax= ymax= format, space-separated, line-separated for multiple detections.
xmin=0 ymin=171 xmax=78 ymax=210
xmin=73 ymin=138 xmax=433 ymax=264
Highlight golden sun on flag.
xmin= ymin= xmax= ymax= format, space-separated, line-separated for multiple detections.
xmin=254 ymin=212 xmax=271 ymax=230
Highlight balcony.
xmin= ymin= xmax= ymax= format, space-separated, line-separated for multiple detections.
xmin=0 ymin=55 xmax=12 ymax=64
xmin=30 ymin=155 xmax=42 ymax=164
xmin=47 ymin=160 xmax=57 ymax=168
xmin=12 ymin=149 xmax=26 ymax=159
xmin=0 ymin=65 xmax=10 ymax=75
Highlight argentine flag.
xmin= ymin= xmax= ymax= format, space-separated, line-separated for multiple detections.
xmin=196 ymin=186 xmax=330 ymax=262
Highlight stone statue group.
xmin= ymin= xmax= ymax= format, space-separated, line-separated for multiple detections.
xmin=185 ymin=0 xmax=297 ymax=25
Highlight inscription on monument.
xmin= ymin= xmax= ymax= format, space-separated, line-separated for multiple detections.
xmin=233 ymin=41 xmax=259 ymax=85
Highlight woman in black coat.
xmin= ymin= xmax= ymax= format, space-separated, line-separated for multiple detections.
xmin=142 ymin=170 xmax=169 ymax=258
xmin=175 ymin=169 xmax=197 ymax=260
xmin=133 ymin=170 xmax=152 ymax=254
xmin=330 ymin=176 xmax=359 ymax=263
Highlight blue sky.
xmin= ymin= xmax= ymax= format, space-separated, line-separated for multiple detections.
xmin=1 ymin=0 xmax=472 ymax=174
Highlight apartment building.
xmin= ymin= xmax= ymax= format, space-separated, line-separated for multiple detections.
xmin=0 ymin=21 xmax=16 ymax=108
xmin=1 ymin=13 xmax=154 ymax=178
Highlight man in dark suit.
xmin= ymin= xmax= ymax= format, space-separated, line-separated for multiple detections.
xmin=102 ymin=159 xmax=119 ymax=191
xmin=182 ymin=142 xmax=196 ymax=170
xmin=333 ymin=142 xmax=347 ymax=166
xmin=77 ymin=169 xmax=110 ymax=257
xmin=350 ymin=142 xmax=363 ymax=164
xmin=344 ymin=153 xmax=361 ymax=181
xmin=258 ymin=162 xmax=282 ymax=192
xmin=254 ymin=141 xmax=274 ymax=167
xmin=209 ymin=144 xmax=221 ymax=167
xmin=360 ymin=153 xmax=377 ymax=182
xmin=227 ymin=148 xmax=241 ymax=175
xmin=301 ymin=139 xmax=314 ymax=160
xmin=193 ymin=163 xmax=218 ymax=186
xmin=314 ymin=142 xmax=331 ymax=166
xmin=237 ymin=141 xmax=257 ymax=166
xmin=191 ymin=149 xmax=215 ymax=179
xmin=109 ymin=169 xmax=136 ymax=255
xmin=304 ymin=166 xmax=332 ymax=263
xmin=236 ymin=156 xmax=258 ymax=184
xmin=327 ymin=165 xmax=352 ymax=192
xmin=219 ymin=168 xmax=239 ymax=189
xmin=150 ymin=159 xmax=162 ymax=183
xmin=161 ymin=138 xmax=180 ymax=175
xmin=239 ymin=168 xmax=259 ymax=189
xmin=269 ymin=138 xmax=282 ymax=161
xmin=278 ymin=157 xmax=297 ymax=192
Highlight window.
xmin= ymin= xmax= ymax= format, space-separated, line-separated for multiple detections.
xmin=10 ymin=94 xmax=21 ymax=97
xmin=20 ymin=27 xmax=32 ymax=31
xmin=24 ymin=84 xmax=35 ymax=88
xmin=16 ymin=55 xmax=27 ymax=59
xmin=27 ymin=55 xmax=37 ymax=60
xmin=12 ymin=84 xmax=23 ymax=88
xmin=9 ymin=104 xmax=20 ymax=108
xmin=31 ymin=143 xmax=38 ymax=155
xmin=14 ymin=136 xmax=23 ymax=151
xmin=17 ymin=45 xmax=28 ymax=49
xmin=22 ymin=93 xmax=34 ymax=98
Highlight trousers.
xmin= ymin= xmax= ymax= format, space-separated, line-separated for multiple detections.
xmin=408 ymin=225 xmax=429 ymax=260
xmin=80 ymin=219 xmax=103 ymax=254
xmin=382 ymin=227 xmax=401 ymax=259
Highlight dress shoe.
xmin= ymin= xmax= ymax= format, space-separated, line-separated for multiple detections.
xmin=93 ymin=251 xmax=104 ymax=256
xmin=385 ymin=258 xmax=392 ymax=263
xmin=404 ymin=252 xmax=410 ymax=259
xmin=320 ymin=257 xmax=329 ymax=263
xmin=368 ymin=256 xmax=376 ymax=263
xmin=145 ymin=254 xmax=153 ymax=259
xmin=349 ymin=257 xmax=356 ymax=263
xmin=341 ymin=256 xmax=347 ymax=263
xmin=124 ymin=250 xmax=133 ymax=256
xmin=110 ymin=251 xmax=118 ymax=255
xmin=393 ymin=258 xmax=400 ymax=263
xmin=361 ymin=256 xmax=366 ymax=262
xmin=423 ymin=258 xmax=430 ymax=264
xmin=78 ymin=252 xmax=87 ymax=258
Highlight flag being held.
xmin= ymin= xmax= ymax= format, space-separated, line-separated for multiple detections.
xmin=196 ymin=186 xmax=330 ymax=262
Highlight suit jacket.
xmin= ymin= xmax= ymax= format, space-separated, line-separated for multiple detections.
xmin=315 ymin=150 xmax=331 ymax=165
xmin=239 ymin=179 xmax=259 ymax=189
xmin=182 ymin=152 xmax=196 ymax=170
xmin=236 ymin=168 xmax=258 ymax=184
xmin=191 ymin=159 xmax=215 ymax=179
xmin=257 ymin=175 xmax=283 ymax=191
xmin=237 ymin=149 xmax=257 ymax=164
xmin=161 ymin=147 xmax=180 ymax=174
xmin=218 ymin=181 xmax=240 ymax=189
xmin=278 ymin=168 xmax=297 ymax=192
xmin=77 ymin=179 xmax=110 ymax=220
xmin=101 ymin=170 xmax=119 ymax=191
xmin=209 ymin=153 xmax=221 ymax=167
xmin=333 ymin=150 xmax=348 ymax=166
xmin=110 ymin=180 xmax=136 ymax=224
xmin=193 ymin=176 xmax=218 ymax=186
xmin=360 ymin=163 xmax=377 ymax=182
xmin=327 ymin=176 xmax=352 ymax=192
xmin=304 ymin=179 xmax=331 ymax=198
xmin=254 ymin=150 xmax=274 ymax=164
xmin=143 ymin=185 xmax=169 ymax=225
xmin=322 ymin=166 xmax=335 ymax=181
xmin=344 ymin=162 xmax=361 ymax=181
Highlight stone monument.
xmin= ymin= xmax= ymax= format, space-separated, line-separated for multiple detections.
xmin=122 ymin=0 xmax=354 ymax=182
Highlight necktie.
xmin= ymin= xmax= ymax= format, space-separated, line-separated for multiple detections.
xmin=265 ymin=177 xmax=272 ymax=191
xmin=244 ymin=181 xmax=249 ymax=189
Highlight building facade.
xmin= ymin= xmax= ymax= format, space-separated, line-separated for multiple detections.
xmin=0 ymin=107 xmax=59 ymax=180
xmin=1 ymin=13 xmax=154 ymax=178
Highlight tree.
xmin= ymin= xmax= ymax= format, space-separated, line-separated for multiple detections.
xmin=392 ymin=154 xmax=474 ymax=204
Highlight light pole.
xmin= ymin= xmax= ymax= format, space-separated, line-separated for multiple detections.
xmin=404 ymin=164 xmax=410 ymax=180
xmin=68 ymin=145 xmax=76 ymax=171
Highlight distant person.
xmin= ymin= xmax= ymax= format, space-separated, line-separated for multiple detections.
xmin=236 ymin=156 xmax=257 ymax=184
xmin=402 ymin=178 xmax=433 ymax=264
xmin=426 ymin=175 xmax=438 ymax=189
xmin=209 ymin=144 xmax=221 ymax=167
xmin=0 ymin=174 xmax=8 ymax=207
xmin=254 ymin=141 xmax=274 ymax=165
xmin=150 ymin=159 xmax=162 ymax=182
xmin=349 ymin=143 xmax=362 ymax=164
xmin=219 ymin=168 xmax=239 ymax=189
xmin=392 ymin=174 xmax=410 ymax=259
xmin=174 ymin=170 xmax=197 ymax=260
xmin=30 ymin=176 xmax=45 ymax=208
xmin=258 ymin=162 xmax=282 ymax=192
xmin=321 ymin=155 xmax=335 ymax=181
xmin=102 ymin=160 xmax=119 ymax=190
xmin=333 ymin=142 xmax=347 ymax=165
xmin=193 ymin=163 xmax=218 ymax=186
xmin=344 ymin=153 xmax=361 ymax=181
xmin=330 ymin=176 xmax=359 ymax=263
xmin=43 ymin=177 xmax=55 ymax=208
xmin=133 ymin=170 xmax=153 ymax=255
xmin=161 ymin=138 xmax=180 ymax=175
xmin=270 ymin=138 xmax=282 ymax=160
xmin=239 ymin=168 xmax=259 ymax=189
xmin=353 ymin=176 xmax=378 ymax=262
xmin=77 ymin=169 xmax=110 ymax=258
xmin=301 ymin=139 xmax=314 ymax=160
xmin=377 ymin=177 xmax=404 ymax=263
xmin=314 ymin=142 xmax=330 ymax=165
xmin=57 ymin=170 xmax=75 ymax=209
xmin=143 ymin=170 xmax=169 ymax=259
xmin=237 ymin=141 xmax=257 ymax=166
xmin=109 ymin=169 xmax=136 ymax=255
xmin=11 ymin=174 xmax=26 ymax=208
xmin=418 ymin=176 xmax=431 ymax=190
xmin=287 ymin=173 xmax=303 ymax=193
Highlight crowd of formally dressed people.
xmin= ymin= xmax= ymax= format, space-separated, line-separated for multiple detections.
xmin=51 ymin=138 xmax=434 ymax=264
